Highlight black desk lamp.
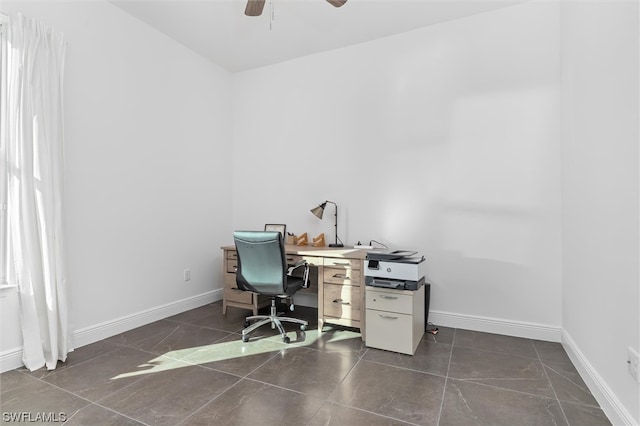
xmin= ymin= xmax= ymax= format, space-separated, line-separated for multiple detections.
xmin=310 ymin=201 xmax=344 ymax=247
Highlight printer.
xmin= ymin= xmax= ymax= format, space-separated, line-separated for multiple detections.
xmin=364 ymin=250 xmax=426 ymax=290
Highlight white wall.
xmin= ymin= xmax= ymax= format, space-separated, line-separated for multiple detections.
xmin=561 ymin=1 xmax=640 ymax=424
xmin=232 ymin=2 xmax=563 ymax=338
xmin=1 ymin=2 xmax=637 ymax=423
xmin=1 ymin=1 xmax=233 ymax=366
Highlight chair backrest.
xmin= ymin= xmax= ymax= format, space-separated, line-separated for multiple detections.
xmin=233 ymin=231 xmax=287 ymax=296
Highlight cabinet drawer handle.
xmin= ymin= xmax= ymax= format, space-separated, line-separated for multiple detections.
xmin=332 ymin=274 xmax=350 ymax=279
xmin=286 ymin=257 xmax=295 ymax=262
xmin=333 ymin=299 xmax=351 ymax=305
xmin=379 ymin=314 xmax=398 ymax=319
xmin=380 ymin=295 xmax=398 ymax=300
xmin=332 ymin=261 xmax=350 ymax=265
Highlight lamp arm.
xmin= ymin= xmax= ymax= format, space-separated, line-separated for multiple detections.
xmin=324 ymin=201 xmax=342 ymax=247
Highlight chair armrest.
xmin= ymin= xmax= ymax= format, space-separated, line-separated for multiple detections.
xmin=287 ymin=259 xmax=306 ymax=274
xmin=287 ymin=260 xmax=310 ymax=288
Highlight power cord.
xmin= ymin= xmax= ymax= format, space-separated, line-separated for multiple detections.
xmin=369 ymin=240 xmax=388 ymax=249
xmin=426 ymin=322 xmax=439 ymax=335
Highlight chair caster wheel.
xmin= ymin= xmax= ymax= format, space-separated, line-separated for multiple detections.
xmin=242 ymin=335 xmax=249 ymax=343
xmin=300 ymin=325 xmax=306 ymax=331
xmin=283 ymin=336 xmax=290 ymax=344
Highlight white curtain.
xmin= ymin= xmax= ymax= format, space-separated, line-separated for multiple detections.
xmin=2 ymin=13 xmax=72 ymax=371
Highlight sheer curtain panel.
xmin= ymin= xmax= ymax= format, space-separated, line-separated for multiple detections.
xmin=1 ymin=14 xmax=9 ymax=289
xmin=2 ymin=13 xmax=72 ymax=371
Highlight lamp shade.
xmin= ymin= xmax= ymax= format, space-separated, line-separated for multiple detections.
xmin=310 ymin=203 xmax=326 ymax=219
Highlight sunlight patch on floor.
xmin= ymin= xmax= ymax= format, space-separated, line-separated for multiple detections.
xmin=110 ymin=328 xmax=361 ymax=380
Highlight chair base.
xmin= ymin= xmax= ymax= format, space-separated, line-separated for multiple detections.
xmin=242 ymin=298 xmax=308 ymax=343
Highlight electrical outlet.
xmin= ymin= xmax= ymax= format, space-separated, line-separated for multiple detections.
xmin=183 ymin=269 xmax=191 ymax=282
xmin=628 ymin=347 xmax=639 ymax=382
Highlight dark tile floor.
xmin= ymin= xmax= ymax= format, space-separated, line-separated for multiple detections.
xmin=1 ymin=301 xmax=611 ymax=425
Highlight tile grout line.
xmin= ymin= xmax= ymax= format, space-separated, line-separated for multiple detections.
xmin=542 ymin=362 xmax=597 ymax=400
xmin=14 ymin=368 xmax=150 ymax=426
xmin=532 ymin=340 xmax=571 ymax=425
xmin=435 ymin=327 xmax=456 ymax=425
xmin=69 ymin=401 xmax=151 ymax=426
xmin=177 ymin=332 xmax=330 ymax=424
xmin=320 ymin=399 xmax=424 ymax=426
xmin=360 ymin=357 xmax=449 ymax=380
xmin=176 ymin=375 xmax=247 ymax=426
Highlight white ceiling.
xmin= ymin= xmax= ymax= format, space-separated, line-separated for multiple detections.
xmin=110 ymin=0 xmax=525 ymax=72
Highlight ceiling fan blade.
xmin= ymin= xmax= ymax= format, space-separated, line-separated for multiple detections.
xmin=326 ymin=0 xmax=347 ymax=7
xmin=245 ymin=0 xmax=266 ymax=16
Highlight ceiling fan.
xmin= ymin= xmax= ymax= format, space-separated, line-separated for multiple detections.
xmin=245 ymin=0 xmax=347 ymax=17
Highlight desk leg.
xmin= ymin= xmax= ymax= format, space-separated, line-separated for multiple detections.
xmin=317 ymin=264 xmax=324 ymax=334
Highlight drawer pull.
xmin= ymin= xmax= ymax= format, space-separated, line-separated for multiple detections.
xmin=332 ymin=261 xmax=350 ymax=265
xmin=379 ymin=314 xmax=399 ymax=320
xmin=332 ymin=274 xmax=350 ymax=279
xmin=380 ymin=295 xmax=398 ymax=300
xmin=286 ymin=257 xmax=295 ymax=262
xmin=333 ymin=299 xmax=351 ymax=305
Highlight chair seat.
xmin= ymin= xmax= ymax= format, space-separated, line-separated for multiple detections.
xmin=262 ymin=276 xmax=305 ymax=297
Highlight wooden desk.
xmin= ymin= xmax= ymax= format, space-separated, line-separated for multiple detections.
xmin=221 ymin=245 xmax=369 ymax=339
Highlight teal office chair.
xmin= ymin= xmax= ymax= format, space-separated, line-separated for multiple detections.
xmin=233 ymin=231 xmax=310 ymax=343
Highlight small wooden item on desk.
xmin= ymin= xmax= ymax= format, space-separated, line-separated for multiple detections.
xmin=286 ymin=233 xmax=296 ymax=245
xmin=295 ymin=233 xmax=308 ymax=246
xmin=311 ymin=233 xmax=325 ymax=247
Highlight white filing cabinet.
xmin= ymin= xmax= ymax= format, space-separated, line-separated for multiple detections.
xmin=365 ymin=285 xmax=425 ymax=355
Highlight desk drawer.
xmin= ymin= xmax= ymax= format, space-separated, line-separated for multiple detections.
xmin=365 ymin=309 xmax=413 ymax=354
xmin=285 ymin=254 xmax=302 ymax=265
xmin=227 ymin=250 xmax=238 ymax=260
xmin=285 ymin=254 xmax=322 ymax=266
xmin=323 ymin=258 xmax=360 ymax=270
xmin=226 ymin=259 xmax=238 ymax=274
xmin=323 ymin=267 xmax=361 ymax=286
xmin=323 ymin=283 xmax=361 ymax=319
xmin=366 ymin=288 xmax=413 ymax=314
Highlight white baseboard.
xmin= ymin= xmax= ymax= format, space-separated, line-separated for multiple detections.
xmin=0 ymin=289 xmax=223 ymax=373
xmin=428 ymin=310 xmax=562 ymax=342
xmin=0 ymin=346 xmax=23 ymax=374
xmin=73 ymin=289 xmax=222 ymax=348
xmin=562 ymin=331 xmax=638 ymax=426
